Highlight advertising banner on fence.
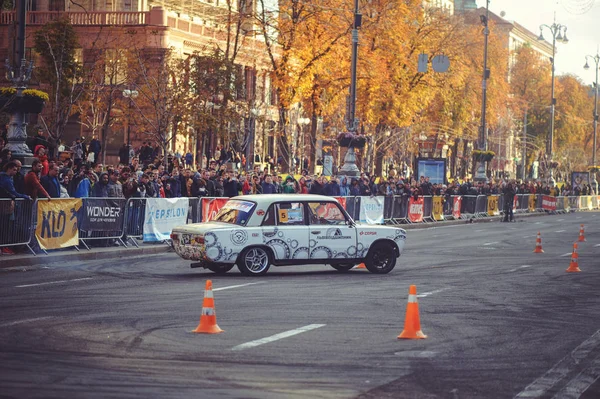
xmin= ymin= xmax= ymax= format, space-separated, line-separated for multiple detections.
xmin=359 ymin=196 xmax=384 ymax=224
xmin=201 ymin=198 xmax=229 ymax=221
xmin=487 ymin=195 xmax=499 ymax=216
xmin=79 ymin=198 xmax=126 ymax=232
xmin=408 ymin=197 xmax=424 ymax=223
xmin=35 ymin=198 xmax=82 ymax=250
xmin=143 ymin=198 xmax=189 ymax=242
xmin=528 ymin=194 xmax=536 ymax=212
xmin=542 ymin=195 xmax=557 ymax=211
xmin=452 ymin=196 xmax=462 ymax=219
xmin=432 ymin=196 xmax=444 ymax=221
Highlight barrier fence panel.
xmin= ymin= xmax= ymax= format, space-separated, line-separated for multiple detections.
xmin=460 ymin=196 xmax=478 ymax=219
xmin=383 ymin=196 xmax=395 ymax=224
xmin=422 ymin=196 xmax=434 ymax=223
xmin=555 ymin=197 xmax=565 ymax=213
xmin=78 ymin=198 xmax=127 ymax=249
xmin=569 ymin=196 xmax=579 ymax=212
xmin=188 ymin=197 xmax=201 ymax=223
xmin=123 ymin=198 xmax=147 ymax=247
xmin=392 ymin=195 xmax=410 ymax=224
xmin=475 ymin=195 xmax=488 ymax=217
xmin=443 ymin=195 xmax=455 ymax=218
xmin=517 ymin=194 xmax=529 ymax=213
xmin=0 ymin=198 xmax=36 ymax=255
xmin=343 ymin=196 xmax=361 ymax=221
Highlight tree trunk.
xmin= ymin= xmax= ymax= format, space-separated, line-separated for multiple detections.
xmin=277 ymin=106 xmax=290 ymax=174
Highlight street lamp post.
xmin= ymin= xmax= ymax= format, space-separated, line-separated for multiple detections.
xmin=584 ymin=51 xmax=599 ymax=194
xmin=123 ymin=88 xmax=138 ymax=164
xmin=538 ymin=16 xmax=568 ymax=185
xmin=475 ymin=0 xmax=490 ymax=182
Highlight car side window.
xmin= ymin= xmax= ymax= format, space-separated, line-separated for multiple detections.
xmin=261 ymin=206 xmax=276 ymax=226
xmin=277 ymin=202 xmax=305 ymax=226
xmin=307 ymin=202 xmax=347 ymax=225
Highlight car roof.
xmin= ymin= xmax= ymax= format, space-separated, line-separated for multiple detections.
xmin=231 ymin=194 xmax=340 ymax=204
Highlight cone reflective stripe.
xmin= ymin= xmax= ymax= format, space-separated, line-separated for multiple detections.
xmin=533 ymin=231 xmax=544 ymax=253
xmin=578 ymin=224 xmax=586 ymax=242
xmin=193 ymin=280 xmax=224 ymax=334
xmin=398 ymin=285 xmax=427 ymax=339
xmin=566 ymin=243 xmax=581 ymax=273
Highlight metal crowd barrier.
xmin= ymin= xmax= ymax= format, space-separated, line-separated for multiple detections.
xmin=0 ymin=198 xmax=36 ymax=255
xmin=123 ymin=198 xmax=148 ymax=247
xmin=78 ymin=198 xmax=127 ymax=249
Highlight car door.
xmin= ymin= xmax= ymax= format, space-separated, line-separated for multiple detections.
xmin=307 ymin=201 xmax=357 ymax=260
xmin=261 ymin=201 xmax=309 ymax=261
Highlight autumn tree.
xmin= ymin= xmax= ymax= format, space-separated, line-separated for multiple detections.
xmin=126 ymin=47 xmax=191 ymax=162
xmin=256 ymin=0 xmax=349 ymax=173
xmin=33 ymin=17 xmax=85 ymax=151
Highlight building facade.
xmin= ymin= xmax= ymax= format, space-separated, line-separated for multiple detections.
xmin=0 ymin=0 xmax=279 ymax=166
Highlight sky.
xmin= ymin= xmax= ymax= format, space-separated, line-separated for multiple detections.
xmin=477 ymin=0 xmax=600 ymax=85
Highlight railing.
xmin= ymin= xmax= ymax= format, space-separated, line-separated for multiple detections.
xmin=0 ymin=11 xmax=147 ymax=26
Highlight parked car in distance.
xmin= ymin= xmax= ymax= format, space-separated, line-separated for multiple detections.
xmin=170 ymin=194 xmax=407 ymax=276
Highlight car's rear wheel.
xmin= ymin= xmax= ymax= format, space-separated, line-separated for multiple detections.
xmin=330 ymin=263 xmax=355 ymax=272
xmin=207 ymin=264 xmax=235 ymax=274
xmin=365 ymin=242 xmax=397 ymax=274
xmin=237 ymin=247 xmax=271 ymax=276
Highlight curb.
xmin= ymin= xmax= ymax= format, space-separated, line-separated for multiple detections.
xmin=0 ymin=212 xmax=549 ymax=269
xmin=0 ymin=245 xmax=171 ymax=269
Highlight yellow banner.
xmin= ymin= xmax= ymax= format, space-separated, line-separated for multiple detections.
xmin=432 ymin=196 xmax=444 ymax=221
xmin=528 ymin=194 xmax=536 ymax=212
xmin=487 ymin=195 xmax=499 ymax=216
xmin=35 ymin=198 xmax=82 ymax=250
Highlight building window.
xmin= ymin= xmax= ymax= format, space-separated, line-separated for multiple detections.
xmin=49 ymin=0 xmax=65 ymax=11
xmin=104 ymin=49 xmax=127 ymax=85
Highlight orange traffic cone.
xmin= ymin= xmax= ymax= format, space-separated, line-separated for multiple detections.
xmin=355 ymin=263 xmax=366 ymax=269
xmin=578 ymin=224 xmax=586 ymax=242
xmin=193 ymin=280 xmax=224 ymax=334
xmin=398 ymin=285 xmax=427 ymax=339
xmin=533 ymin=231 xmax=544 ymax=253
xmin=566 ymin=243 xmax=581 ymax=273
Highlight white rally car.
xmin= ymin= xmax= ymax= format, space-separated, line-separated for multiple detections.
xmin=170 ymin=194 xmax=406 ymax=276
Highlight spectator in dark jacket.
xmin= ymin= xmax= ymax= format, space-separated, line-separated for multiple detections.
xmin=223 ymin=173 xmax=242 ymax=197
xmin=91 ymin=173 xmax=110 ymax=197
xmin=261 ymin=175 xmax=277 ymax=194
xmin=41 ymin=163 xmax=62 ymax=198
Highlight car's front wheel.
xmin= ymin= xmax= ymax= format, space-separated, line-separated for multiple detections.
xmin=330 ymin=263 xmax=355 ymax=272
xmin=237 ymin=247 xmax=271 ymax=276
xmin=365 ymin=242 xmax=397 ymax=274
xmin=207 ymin=264 xmax=235 ymax=274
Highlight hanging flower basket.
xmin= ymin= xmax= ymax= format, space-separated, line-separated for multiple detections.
xmin=337 ymin=132 xmax=367 ymax=148
xmin=0 ymin=88 xmax=48 ymax=114
xmin=472 ymin=150 xmax=495 ymax=162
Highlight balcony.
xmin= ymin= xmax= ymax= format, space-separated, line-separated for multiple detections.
xmin=0 ymin=11 xmax=148 ymax=26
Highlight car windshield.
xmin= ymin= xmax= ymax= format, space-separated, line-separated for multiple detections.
xmin=213 ymin=200 xmax=256 ymax=226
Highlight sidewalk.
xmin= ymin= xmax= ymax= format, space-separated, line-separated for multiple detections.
xmin=0 ymin=212 xmax=546 ymax=269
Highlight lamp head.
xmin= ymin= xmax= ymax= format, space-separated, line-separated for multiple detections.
xmin=556 ymin=31 xmax=563 ymax=42
xmin=537 ymin=31 xmax=545 ymax=41
xmin=584 ymin=62 xmax=590 ymax=70
xmin=561 ymin=33 xmax=569 ymax=43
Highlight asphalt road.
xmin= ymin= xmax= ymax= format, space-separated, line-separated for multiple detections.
xmin=1 ymin=212 xmax=600 ymax=399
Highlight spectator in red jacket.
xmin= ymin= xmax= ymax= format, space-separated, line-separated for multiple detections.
xmin=24 ymin=159 xmax=50 ymax=200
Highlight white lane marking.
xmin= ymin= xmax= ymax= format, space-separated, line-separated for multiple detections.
xmin=515 ymin=329 xmax=600 ymax=398
xmin=15 ymin=277 xmax=93 ymax=288
xmin=483 ymin=242 xmax=499 ymax=246
xmin=557 ymin=219 xmax=564 ymax=221
xmin=576 ymin=216 xmax=582 ymax=219
xmin=561 ymin=253 xmax=573 ymax=257
xmin=509 ymin=265 xmax=533 ymax=272
xmin=595 ymin=244 xmax=600 ymax=247
xmin=417 ymin=288 xmax=450 ymax=298
xmin=213 ymin=282 xmax=262 ymax=292
xmin=232 ymin=324 xmax=326 ymax=351
xmin=475 ymin=229 xmax=485 ymax=232
xmin=554 ymin=230 xmax=566 ymax=233
xmin=551 ymin=356 xmax=600 ymax=399
xmin=0 ymin=316 xmax=54 ymax=327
